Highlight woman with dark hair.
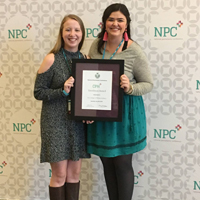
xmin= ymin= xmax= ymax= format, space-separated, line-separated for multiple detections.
xmin=34 ymin=14 xmax=90 ymax=200
xmin=87 ymin=3 xmax=153 ymax=200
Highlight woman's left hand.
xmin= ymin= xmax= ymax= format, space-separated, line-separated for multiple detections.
xmin=120 ymin=74 xmax=130 ymax=93
xmin=83 ymin=120 xmax=94 ymax=124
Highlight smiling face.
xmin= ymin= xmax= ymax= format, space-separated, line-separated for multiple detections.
xmin=105 ymin=11 xmax=127 ymax=40
xmin=62 ymin=18 xmax=83 ymax=52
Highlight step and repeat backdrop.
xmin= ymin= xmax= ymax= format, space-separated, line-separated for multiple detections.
xmin=0 ymin=0 xmax=200 ymax=200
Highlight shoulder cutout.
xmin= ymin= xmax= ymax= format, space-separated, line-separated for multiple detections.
xmin=38 ymin=53 xmax=55 ymax=74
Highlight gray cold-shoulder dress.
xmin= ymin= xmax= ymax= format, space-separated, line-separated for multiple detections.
xmin=34 ymin=49 xmax=90 ymax=163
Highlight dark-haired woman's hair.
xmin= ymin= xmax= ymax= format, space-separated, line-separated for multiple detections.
xmin=97 ymin=3 xmax=132 ymax=54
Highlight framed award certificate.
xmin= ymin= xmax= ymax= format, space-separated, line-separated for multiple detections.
xmin=71 ymin=59 xmax=124 ymax=121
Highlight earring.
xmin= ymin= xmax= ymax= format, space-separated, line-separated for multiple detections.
xmin=124 ymin=30 xmax=129 ymax=41
xmin=103 ymin=31 xmax=108 ymax=41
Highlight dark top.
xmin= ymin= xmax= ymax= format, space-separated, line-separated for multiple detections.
xmin=34 ymin=49 xmax=90 ymax=162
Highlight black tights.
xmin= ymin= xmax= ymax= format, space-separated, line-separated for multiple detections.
xmin=100 ymin=154 xmax=134 ymax=200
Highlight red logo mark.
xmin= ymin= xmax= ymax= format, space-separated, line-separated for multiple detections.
xmin=30 ymin=119 xmax=36 ymax=124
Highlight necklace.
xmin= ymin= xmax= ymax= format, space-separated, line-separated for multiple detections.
xmin=102 ymin=38 xmax=124 ymax=59
xmin=62 ymin=48 xmax=80 ymax=74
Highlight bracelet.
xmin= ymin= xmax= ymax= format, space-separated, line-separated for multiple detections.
xmin=63 ymin=90 xmax=69 ymax=96
xmin=125 ymin=84 xmax=133 ymax=95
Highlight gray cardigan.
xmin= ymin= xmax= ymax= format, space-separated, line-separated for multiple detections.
xmin=88 ymin=39 xmax=153 ymax=96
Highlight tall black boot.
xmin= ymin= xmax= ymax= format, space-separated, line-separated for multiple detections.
xmin=49 ymin=183 xmax=65 ymax=200
xmin=65 ymin=181 xmax=80 ymax=200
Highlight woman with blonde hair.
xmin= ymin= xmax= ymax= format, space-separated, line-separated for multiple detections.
xmin=34 ymin=14 xmax=90 ymax=200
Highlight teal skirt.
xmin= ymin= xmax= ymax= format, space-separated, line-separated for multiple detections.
xmin=87 ymin=94 xmax=147 ymax=157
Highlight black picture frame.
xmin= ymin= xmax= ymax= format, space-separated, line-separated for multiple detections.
xmin=71 ymin=59 xmax=124 ymax=121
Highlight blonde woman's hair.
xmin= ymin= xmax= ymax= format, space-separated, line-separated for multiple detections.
xmin=49 ymin=14 xmax=85 ymax=54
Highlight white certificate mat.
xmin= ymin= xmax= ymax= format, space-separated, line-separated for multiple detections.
xmin=82 ymin=70 xmax=113 ymax=110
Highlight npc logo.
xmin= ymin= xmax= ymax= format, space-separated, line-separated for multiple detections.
xmin=135 ymin=170 xmax=144 ymax=185
xmin=154 ymin=20 xmax=183 ymax=38
xmin=132 ymin=166 xmax=147 ymax=199
xmin=149 ymin=115 xmax=185 ymax=152
xmin=150 ymin=11 xmax=187 ymax=52
xmin=3 ymin=15 xmax=36 ymax=53
xmin=9 ymin=109 xmax=39 ymax=146
xmin=0 ymin=155 xmax=10 ymax=184
xmin=85 ymin=22 xmax=102 ymax=39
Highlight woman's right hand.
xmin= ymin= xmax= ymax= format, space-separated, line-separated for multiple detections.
xmin=64 ymin=76 xmax=74 ymax=93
